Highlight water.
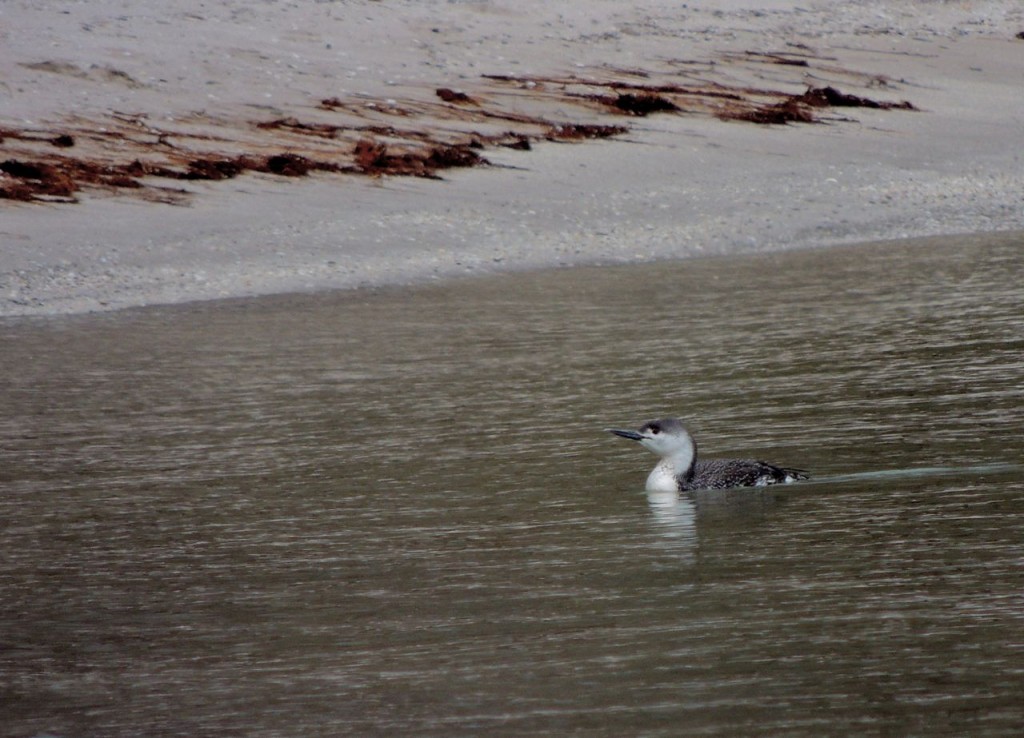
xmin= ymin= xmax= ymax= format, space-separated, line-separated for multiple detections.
xmin=2 ymin=232 xmax=1023 ymax=737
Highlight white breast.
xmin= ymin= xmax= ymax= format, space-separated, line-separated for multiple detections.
xmin=645 ymin=460 xmax=680 ymax=493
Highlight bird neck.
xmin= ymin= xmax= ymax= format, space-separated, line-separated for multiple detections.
xmin=670 ymin=434 xmax=697 ymax=476
xmin=646 ymin=437 xmax=696 ymax=493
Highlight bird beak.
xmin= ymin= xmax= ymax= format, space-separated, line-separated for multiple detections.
xmin=607 ymin=428 xmax=644 ymax=441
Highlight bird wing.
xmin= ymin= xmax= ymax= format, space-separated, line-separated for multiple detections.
xmin=688 ymin=459 xmax=808 ymax=490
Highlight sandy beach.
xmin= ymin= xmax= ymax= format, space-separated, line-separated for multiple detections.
xmin=2 ymin=0 xmax=1023 ymax=317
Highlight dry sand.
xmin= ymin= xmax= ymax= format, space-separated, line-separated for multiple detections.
xmin=2 ymin=0 xmax=1023 ymax=316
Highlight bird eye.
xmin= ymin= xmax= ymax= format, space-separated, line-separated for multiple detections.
xmin=650 ymin=426 xmax=660 ymax=434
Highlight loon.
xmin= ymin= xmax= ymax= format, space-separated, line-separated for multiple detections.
xmin=607 ymin=417 xmax=808 ymax=493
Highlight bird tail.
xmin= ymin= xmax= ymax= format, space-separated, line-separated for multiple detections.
xmin=781 ymin=467 xmax=809 ymax=482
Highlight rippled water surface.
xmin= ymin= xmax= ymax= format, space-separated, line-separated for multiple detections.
xmin=2 ymin=233 xmax=1023 ymax=736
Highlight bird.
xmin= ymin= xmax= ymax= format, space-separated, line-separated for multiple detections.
xmin=606 ymin=417 xmax=808 ymax=493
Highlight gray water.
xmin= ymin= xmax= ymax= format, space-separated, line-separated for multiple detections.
xmin=2 ymin=232 xmax=1023 ymax=737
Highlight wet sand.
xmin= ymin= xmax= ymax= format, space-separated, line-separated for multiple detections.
xmin=2 ymin=0 xmax=1023 ymax=316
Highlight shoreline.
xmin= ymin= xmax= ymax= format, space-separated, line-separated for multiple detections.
xmin=2 ymin=1 xmax=1023 ymax=317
